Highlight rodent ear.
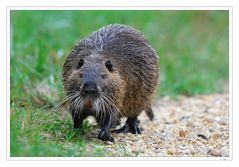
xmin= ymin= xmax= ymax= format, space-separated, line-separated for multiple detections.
xmin=105 ymin=60 xmax=113 ymax=72
xmin=76 ymin=59 xmax=84 ymax=69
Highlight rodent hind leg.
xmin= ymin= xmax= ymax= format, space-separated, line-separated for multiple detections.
xmin=112 ymin=117 xmax=141 ymax=134
xmin=145 ymin=106 xmax=154 ymax=120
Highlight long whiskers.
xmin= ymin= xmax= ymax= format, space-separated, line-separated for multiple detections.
xmin=101 ymin=93 xmax=123 ymax=118
xmin=98 ymin=93 xmax=122 ymax=124
xmin=55 ymin=90 xmax=122 ymax=127
xmin=54 ymin=91 xmax=80 ymax=109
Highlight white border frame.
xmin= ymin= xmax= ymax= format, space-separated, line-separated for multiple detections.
xmin=6 ymin=6 xmax=233 ymax=161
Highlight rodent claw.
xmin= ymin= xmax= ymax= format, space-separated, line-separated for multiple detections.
xmin=98 ymin=130 xmax=114 ymax=142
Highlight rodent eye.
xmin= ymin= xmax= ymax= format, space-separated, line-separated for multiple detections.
xmin=102 ymin=74 xmax=107 ymax=79
xmin=105 ymin=60 xmax=113 ymax=72
xmin=77 ymin=59 xmax=84 ymax=69
xmin=79 ymin=73 xmax=83 ymax=78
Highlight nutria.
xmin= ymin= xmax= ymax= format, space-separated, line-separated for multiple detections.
xmin=63 ymin=24 xmax=159 ymax=142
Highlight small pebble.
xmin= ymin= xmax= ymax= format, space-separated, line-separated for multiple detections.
xmin=186 ymin=122 xmax=194 ymax=127
xmin=207 ymin=149 xmax=221 ymax=157
xmin=104 ymin=141 xmax=114 ymax=145
xmin=212 ymin=133 xmax=221 ymax=140
xmin=197 ymin=134 xmax=208 ymax=140
xmin=180 ymin=116 xmax=190 ymax=121
xmin=179 ymin=130 xmax=187 ymax=138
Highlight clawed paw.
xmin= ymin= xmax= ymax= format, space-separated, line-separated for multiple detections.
xmin=112 ymin=121 xmax=142 ymax=134
xmin=98 ymin=130 xmax=115 ymax=142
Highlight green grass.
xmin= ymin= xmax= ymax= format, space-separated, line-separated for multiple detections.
xmin=10 ymin=10 xmax=229 ymax=156
xmin=11 ymin=102 xmax=106 ymax=157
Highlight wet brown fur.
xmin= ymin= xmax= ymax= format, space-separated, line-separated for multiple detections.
xmin=63 ymin=24 xmax=159 ymax=139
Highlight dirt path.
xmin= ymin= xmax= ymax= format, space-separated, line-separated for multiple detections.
xmin=91 ymin=93 xmax=229 ymax=157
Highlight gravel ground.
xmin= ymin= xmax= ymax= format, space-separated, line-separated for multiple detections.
xmin=86 ymin=93 xmax=229 ymax=157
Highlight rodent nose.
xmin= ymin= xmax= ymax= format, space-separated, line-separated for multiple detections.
xmin=82 ymin=82 xmax=98 ymax=96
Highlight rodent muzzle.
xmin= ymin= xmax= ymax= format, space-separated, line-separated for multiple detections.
xmin=82 ymin=81 xmax=98 ymax=97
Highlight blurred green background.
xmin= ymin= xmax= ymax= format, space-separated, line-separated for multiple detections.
xmin=10 ymin=10 xmax=229 ymax=156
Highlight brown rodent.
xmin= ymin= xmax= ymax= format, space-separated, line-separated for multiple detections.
xmin=63 ymin=24 xmax=159 ymax=142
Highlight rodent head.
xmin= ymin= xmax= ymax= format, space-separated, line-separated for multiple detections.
xmin=63 ymin=52 xmax=124 ymax=118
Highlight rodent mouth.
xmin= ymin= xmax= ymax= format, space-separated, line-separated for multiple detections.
xmin=83 ymin=96 xmax=98 ymax=110
xmin=84 ymin=98 xmax=93 ymax=109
